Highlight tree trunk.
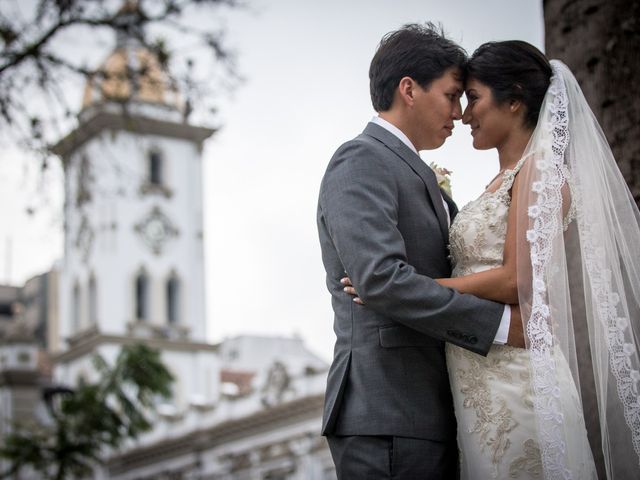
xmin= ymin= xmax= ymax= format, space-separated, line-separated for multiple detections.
xmin=544 ymin=0 xmax=640 ymax=205
xmin=544 ymin=3 xmax=640 ymax=478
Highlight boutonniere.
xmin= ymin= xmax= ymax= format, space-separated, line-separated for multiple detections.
xmin=429 ymin=162 xmax=453 ymax=197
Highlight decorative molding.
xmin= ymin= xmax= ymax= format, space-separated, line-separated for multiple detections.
xmin=126 ymin=319 xmax=190 ymax=341
xmin=261 ymin=361 xmax=294 ymax=407
xmin=134 ymin=206 xmax=179 ymax=255
xmin=138 ymin=181 xmax=173 ymax=198
xmin=52 ymin=109 xmax=216 ymax=160
xmin=189 ymin=395 xmax=216 ymax=412
xmin=156 ymin=403 xmax=184 ymax=422
xmin=106 ymin=393 xmax=325 ymax=475
xmin=53 ymin=331 xmax=218 ymax=364
xmin=66 ymin=323 xmax=100 ymax=348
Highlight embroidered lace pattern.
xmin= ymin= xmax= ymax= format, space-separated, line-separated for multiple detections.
xmin=447 ymin=61 xmax=626 ymax=478
xmin=448 ymin=345 xmax=519 ymax=474
xmin=579 ymin=231 xmax=640 ymax=462
xmin=448 ymin=160 xmax=536 ymax=476
xmin=527 ymin=63 xmax=640 ymax=476
xmin=449 ymin=158 xmax=526 ymax=279
xmin=509 ymin=439 xmax=543 ymax=478
xmin=524 ymin=67 xmax=574 ymax=480
xmin=571 ymin=131 xmax=640 ymax=463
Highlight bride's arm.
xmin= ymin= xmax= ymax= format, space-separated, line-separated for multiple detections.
xmin=435 ymin=175 xmax=523 ymax=305
xmin=342 ymin=177 xmax=521 ymax=305
xmin=343 ymin=171 xmax=571 ymax=310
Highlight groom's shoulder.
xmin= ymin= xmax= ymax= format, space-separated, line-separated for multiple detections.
xmin=319 ymin=132 xmax=394 ymax=199
xmin=329 ymin=130 xmax=387 ymax=166
xmin=323 ymin=136 xmax=385 ymax=180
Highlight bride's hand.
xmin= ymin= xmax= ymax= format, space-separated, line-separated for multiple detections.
xmin=340 ymin=277 xmax=364 ymax=304
xmin=506 ymin=304 xmax=525 ymax=349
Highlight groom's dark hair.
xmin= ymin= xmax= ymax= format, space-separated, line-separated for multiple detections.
xmin=369 ymin=23 xmax=467 ymax=112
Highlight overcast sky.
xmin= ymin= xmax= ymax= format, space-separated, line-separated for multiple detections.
xmin=0 ymin=0 xmax=544 ymax=360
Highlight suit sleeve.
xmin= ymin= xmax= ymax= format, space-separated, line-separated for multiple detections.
xmin=319 ymin=142 xmax=503 ymax=356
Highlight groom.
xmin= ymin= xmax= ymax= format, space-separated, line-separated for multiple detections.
xmin=317 ymin=24 xmax=523 ymax=479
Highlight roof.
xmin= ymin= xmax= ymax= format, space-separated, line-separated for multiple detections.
xmin=82 ymin=46 xmax=179 ymax=111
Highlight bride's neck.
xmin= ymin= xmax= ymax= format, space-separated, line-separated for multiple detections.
xmin=497 ymin=128 xmax=533 ymax=171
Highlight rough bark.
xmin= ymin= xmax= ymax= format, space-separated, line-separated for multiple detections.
xmin=545 ymin=3 xmax=640 ymax=477
xmin=544 ymin=0 xmax=640 ymax=206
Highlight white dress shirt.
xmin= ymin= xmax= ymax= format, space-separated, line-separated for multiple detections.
xmin=371 ymin=116 xmax=511 ymax=344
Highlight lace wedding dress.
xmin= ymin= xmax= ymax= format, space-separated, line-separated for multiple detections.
xmin=446 ymin=157 xmax=597 ymax=479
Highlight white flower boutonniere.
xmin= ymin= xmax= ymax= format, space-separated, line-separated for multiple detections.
xmin=429 ymin=162 xmax=453 ymax=197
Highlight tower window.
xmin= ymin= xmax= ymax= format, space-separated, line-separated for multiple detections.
xmin=88 ymin=275 xmax=97 ymax=325
xmin=140 ymin=149 xmax=171 ymax=198
xmin=76 ymin=155 xmax=91 ymax=206
xmin=149 ymin=151 xmax=163 ymax=186
xmin=166 ymin=275 xmax=180 ymax=325
xmin=72 ymin=282 xmax=81 ymax=332
xmin=135 ymin=271 xmax=149 ymax=321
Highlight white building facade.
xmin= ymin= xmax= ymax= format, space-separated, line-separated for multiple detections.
xmin=49 ymin=28 xmax=334 ymax=480
xmin=106 ymin=336 xmax=334 ymax=480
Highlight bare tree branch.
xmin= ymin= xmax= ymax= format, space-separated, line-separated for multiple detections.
xmin=0 ymin=0 xmax=244 ymax=166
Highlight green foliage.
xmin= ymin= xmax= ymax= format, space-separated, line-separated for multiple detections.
xmin=0 ymin=344 xmax=174 ymax=479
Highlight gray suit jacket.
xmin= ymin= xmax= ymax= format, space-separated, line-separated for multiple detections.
xmin=317 ymin=122 xmax=504 ymax=440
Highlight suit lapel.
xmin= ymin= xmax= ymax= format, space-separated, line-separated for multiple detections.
xmin=441 ymin=188 xmax=458 ymax=223
xmin=363 ymin=122 xmax=450 ymax=237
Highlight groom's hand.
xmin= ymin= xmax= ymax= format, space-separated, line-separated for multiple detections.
xmin=506 ymin=305 xmax=525 ymax=348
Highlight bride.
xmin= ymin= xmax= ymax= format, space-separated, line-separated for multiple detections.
xmin=344 ymin=41 xmax=640 ymax=479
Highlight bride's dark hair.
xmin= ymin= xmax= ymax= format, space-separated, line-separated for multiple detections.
xmin=466 ymin=41 xmax=552 ymax=129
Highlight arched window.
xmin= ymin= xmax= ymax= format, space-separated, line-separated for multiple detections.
xmin=72 ymin=282 xmax=81 ymax=332
xmin=166 ymin=274 xmax=180 ymax=325
xmin=135 ymin=270 xmax=149 ymax=321
xmin=76 ymin=155 xmax=91 ymax=206
xmin=149 ymin=151 xmax=163 ymax=186
xmin=88 ymin=274 xmax=97 ymax=325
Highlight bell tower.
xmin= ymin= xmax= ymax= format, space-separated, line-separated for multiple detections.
xmin=52 ymin=8 xmax=219 ymax=410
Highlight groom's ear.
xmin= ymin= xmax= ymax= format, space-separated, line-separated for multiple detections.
xmin=397 ymin=76 xmax=416 ymax=107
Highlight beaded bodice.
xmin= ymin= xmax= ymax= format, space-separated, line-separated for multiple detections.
xmin=448 ymin=157 xmax=576 ymax=278
xmin=448 ymin=159 xmax=526 ymax=278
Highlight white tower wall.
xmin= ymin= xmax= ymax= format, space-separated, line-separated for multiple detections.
xmin=59 ymin=127 xmax=207 ymax=344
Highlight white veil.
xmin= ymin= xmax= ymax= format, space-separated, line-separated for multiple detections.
xmin=515 ymin=60 xmax=640 ymax=479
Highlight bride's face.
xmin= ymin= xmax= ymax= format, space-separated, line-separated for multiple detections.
xmin=462 ymin=78 xmax=517 ymax=150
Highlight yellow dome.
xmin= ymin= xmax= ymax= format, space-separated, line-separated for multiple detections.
xmin=82 ymin=46 xmax=178 ymax=109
